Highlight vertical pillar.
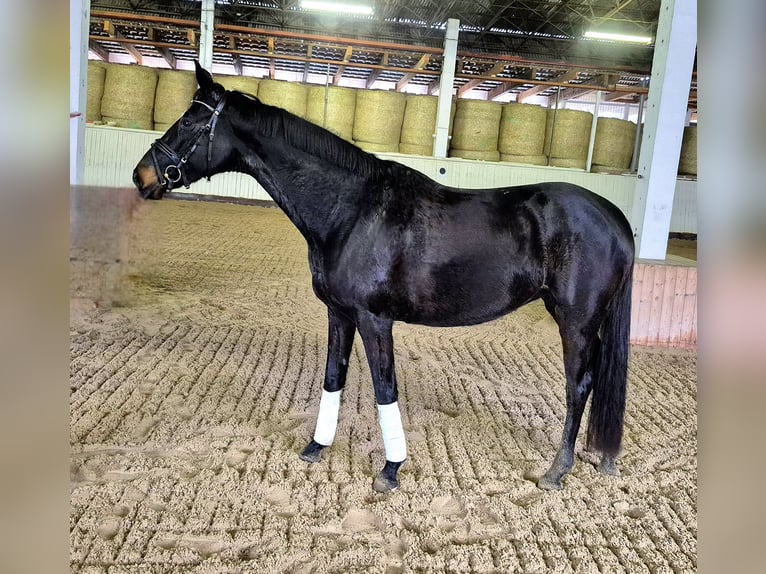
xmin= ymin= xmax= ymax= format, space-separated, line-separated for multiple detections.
xmin=586 ymin=90 xmax=602 ymax=172
xmin=199 ymin=0 xmax=215 ymax=71
xmin=631 ymin=0 xmax=697 ymax=259
xmin=70 ymin=0 xmax=89 ymax=185
xmin=433 ymin=18 xmax=459 ymax=159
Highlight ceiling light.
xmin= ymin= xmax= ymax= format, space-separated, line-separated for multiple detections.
xmin=301 ymin=1 xmax=374 ymax=16
xmin=583 ymin=30 xmax=653 ymax=44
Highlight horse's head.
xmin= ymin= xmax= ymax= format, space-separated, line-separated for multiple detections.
xmin=133 ymin=61 xmax=229 ymax=199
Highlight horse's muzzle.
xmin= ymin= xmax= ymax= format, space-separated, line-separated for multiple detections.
xmin=133 ymin=166 xmax=166 ymax=200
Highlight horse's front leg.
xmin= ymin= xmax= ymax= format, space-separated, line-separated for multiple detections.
xmin=300 ymin=307 xmax=355 ymax=463
xmin=356 ymin=312 xmax=407 ymax=492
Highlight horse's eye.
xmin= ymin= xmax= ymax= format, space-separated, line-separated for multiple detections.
xmin=181 ymin=119 xmax=192 ymax=129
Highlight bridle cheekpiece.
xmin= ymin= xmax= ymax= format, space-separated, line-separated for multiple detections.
xmin=150 ymin=96 xmax=226 ymax=190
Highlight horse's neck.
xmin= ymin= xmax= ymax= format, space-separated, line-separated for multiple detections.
xmin=238 ymin=139 xmax=363 ymax=245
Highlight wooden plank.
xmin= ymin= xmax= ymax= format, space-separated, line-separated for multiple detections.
xmin=517 ymin=69 xmax=578 ymax=103
xmin=88 ymin=40 xmax=110 ymax=62
xmin=147 ymin=28 xmax=177 ymax=69
xmin=365 ymin=52 xmax=388 ymax=88
xmin=680 ymin=268 xmax=697 ymax=347
xmin=630 ymin=264 xmax=645 ymax=344
xmin=457 ymin=61 xmax=505 ymax=96
xmin=333 ymin=46 xmax=353 ymax=86
xmin=396 ymin=53 xmax=429 ymax=92
xmin=635 ymin=264 xmax=655 ymax=345
xmin=104 ymin=20 xmax=143 ymax=65
xmin=669 ymin=267 xmax=688 ymax=347
xmin=656 ymin=265 xmax=678 ymax=345
xmin=229 ymin=37 xmax=242 ymax=74
xmin=648 ymin=265 xmax=667 ymax=345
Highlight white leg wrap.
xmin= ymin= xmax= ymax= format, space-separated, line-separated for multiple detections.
xmin=313 ymin=390 xmax=341 ymax=446
xmin=377 ymin=401 xmax=407 ymax=462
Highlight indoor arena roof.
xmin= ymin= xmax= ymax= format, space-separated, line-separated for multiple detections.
xmin=87 ymin=1 xmax=696 ymax=107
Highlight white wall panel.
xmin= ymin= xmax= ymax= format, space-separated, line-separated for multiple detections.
xmin=84 ymin=125 xmax=695 ymax=233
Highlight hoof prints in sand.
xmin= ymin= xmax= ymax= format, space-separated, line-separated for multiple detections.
xmin=71 ymin=200 xmax=696 ymax=573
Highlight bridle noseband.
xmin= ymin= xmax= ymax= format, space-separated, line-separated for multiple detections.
xmin=150 ymin=97 xmax=226 ymax=190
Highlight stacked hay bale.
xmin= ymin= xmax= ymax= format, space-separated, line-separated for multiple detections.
xmin=100 ymin=64 xmax=158 ymax=130
xmin=590 ymin=117 xmax=637 ymax=173
xmin=305 ymin=85 xmax=357 ymax=142
xmin=86 ymin=61 xmax=107 ymax=123
xmin=353 ymin=90 xmax=406 ymax=153
xmin=449 ymin=99 xmax=502 ymax=162
xmin=257 ymin=79 xmax=308 ymax=118
xmin=213 ymin=74 xmax=260 ymax=97
xmin=543 ymin=108 xmax=593 ymax=169
xmin=153 ymin=70 xmax=198 ymax=132
xmin=400 ymin=95 xmax=438 ymax=156
xmin=498 ymin=103 xmax=548 ymax=165
xmin=678 ymin=124 xmax=697 ymax=176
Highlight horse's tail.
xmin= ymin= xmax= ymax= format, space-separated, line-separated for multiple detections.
xmin=586 ymin=261 xmax=633 ymax=457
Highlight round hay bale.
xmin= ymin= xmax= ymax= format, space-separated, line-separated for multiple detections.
xmin=399 ymin=143 xmax=433 ymax=157
xmin=450 ymin=99 xmax=502 ymax=152
xmin=448 ymin=149 xmax=500 ymax=162
xmin=306 ymin=85 xmax=357 ymax=142
xmin=213 ymin=74 xmax=260 ymax=97
xmin=550 ymin=157 xmax=587 ymax=170
xmin=500 ymin=153 xmax=548 ymax=166
xmin=498 ymin=103 xmax=547 ymax=155
xmin=257 ymin=79 xmax=309 ymax=118
xmin=678 ymin=124 xmax=697 ymax=175
xmin=101 ymin=116 xmax=155 ymax=131
xmin=86 ymin=61 xmax=107 ymax=122
xmin=543 ymin=109 xmax=593 ymax=160
xmin=355 ymin=141 xmax=400 ymax=153
xmin=153 ymin=122 xmax=173 ymax=133
xmin=154 ymin=70 xmax=198 ymax=125
xmin=592 ymin=117 xmax=637 ymax=169
xmin=353 ymin=90 xmax=406 ymax=145
xmin=401 ymin=95 xmax=438 ymax=147
xmin=591 ymin=164 xmax=630 ymax=174
xmin=100 ymin=64 xmax=157 ymax=130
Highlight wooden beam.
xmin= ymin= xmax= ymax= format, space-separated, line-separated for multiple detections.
xmin=396 ymin=53 xmax=430 ymax=92
xmin=229 ymin=37 xmax=242 ymax=74
xmin=88 ymin=40 xmax=110 ymax=62
xmin=517 ymin=69 xmax=579 ymax=102
xmin=302 ymin=44 xmax=313 ymax=82
xmin=104 ymin=20 xmax=143 ymax=65
xmin=487 ymin=68 xmax=536 ymax=100
xmin=333 ymin=46 xmax=353 ymax=86
xmin=147 ymin=28 xmax=177 ymax=68
xmin=267 ymin=37 xmax=275 ymax=79
xmin=557 ymin=87 xmax=594 ymax=101
xmin=366 ymin=52 xmax=388 ymax=88
xmin=457 ymin=61 xmax=506 ymax=96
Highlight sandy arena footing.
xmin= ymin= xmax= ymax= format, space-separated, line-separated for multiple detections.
xmin=71 ymin=198 xmax=697 ymax=573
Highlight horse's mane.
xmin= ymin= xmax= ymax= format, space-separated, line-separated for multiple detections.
xmin=226 ymin=90 xmax=392 ymax=180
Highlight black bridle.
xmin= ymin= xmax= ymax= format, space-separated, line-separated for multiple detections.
xmin=150 ymin=97 xmax=226 ymax=190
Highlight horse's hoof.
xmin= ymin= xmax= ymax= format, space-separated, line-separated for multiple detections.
xmin=299 ymin=440 xmax=326 ymax=463
xmin=372 ymin=460 xmax=404 ymax=493
xmin=536 ymin=474 xmax=563 ymax=491
xmin=598 ymin=459 xmax=620 ymax=476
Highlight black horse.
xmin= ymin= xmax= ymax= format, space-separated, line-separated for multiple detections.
xmin=134 ymin=62 xmax=634 ymax=493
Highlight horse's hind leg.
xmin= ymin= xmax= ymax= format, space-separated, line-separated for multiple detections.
xmin=538 ymin=309 xmax=600 ymax=490
xmin=355 ymin=312 xmax=407 ymax=493
xmin=300 ymin=307 xmax=355 ymax=463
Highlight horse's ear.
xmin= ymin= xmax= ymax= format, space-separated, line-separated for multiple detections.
xmin=194 ymin=60 xmax=215 ymax=93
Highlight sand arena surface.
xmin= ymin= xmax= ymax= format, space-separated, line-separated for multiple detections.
xmin=70 ymin=199 xmax=697 ymax=573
